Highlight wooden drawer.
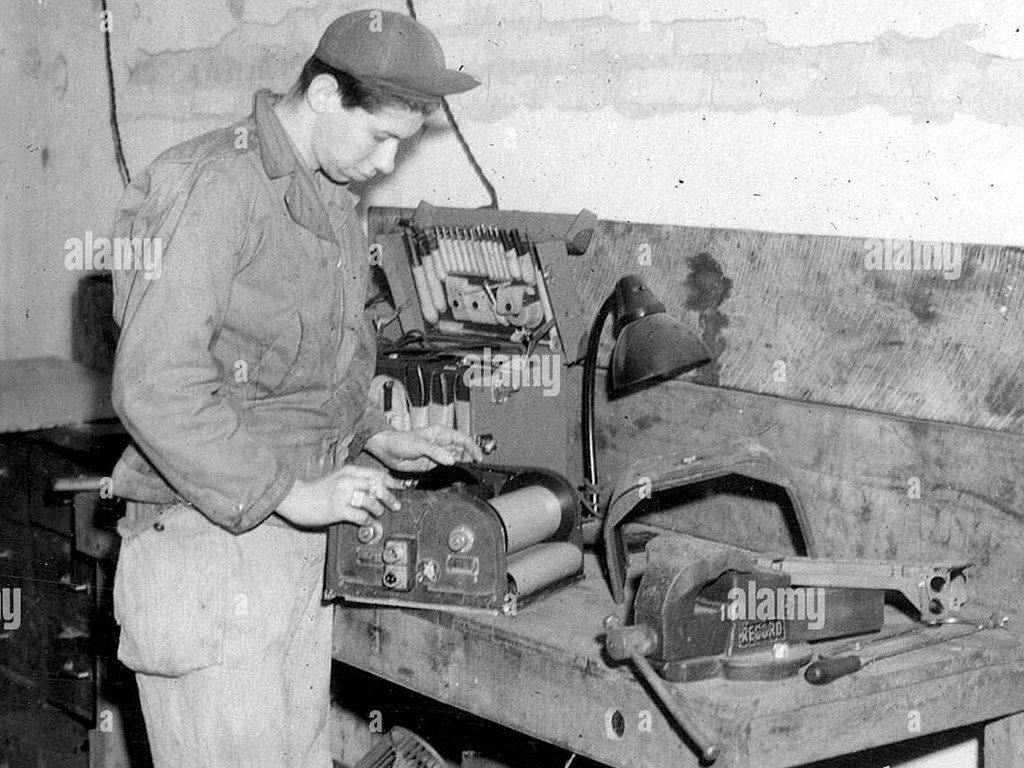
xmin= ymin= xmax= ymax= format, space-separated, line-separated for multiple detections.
xmin=33 ymin=528 xmax=93 ymax=599
xmin=44 ymin=633 xmax=95 ymax=722
xmin=27 ymin=447 xmax=83 ymax=537
xmin=32 ymin=528 xmax=95 ymax=652
xmin=37 ymin=584 xmax=92 ymax=644
xmin=32 ymin=528 xmax=97 ymax=721
xmin=0 ymin=438 xmax=30 ymax=525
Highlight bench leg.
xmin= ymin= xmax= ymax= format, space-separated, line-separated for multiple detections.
xmin=985 ymin=712 xmax=1024 ymax=767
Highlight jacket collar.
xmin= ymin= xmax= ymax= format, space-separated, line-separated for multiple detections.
xmin=253 ymin=89 xmax=356 ymax=245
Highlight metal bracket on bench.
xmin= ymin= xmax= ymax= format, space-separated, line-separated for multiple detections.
xmin=602 ymin=439 xmax=818 ymax=603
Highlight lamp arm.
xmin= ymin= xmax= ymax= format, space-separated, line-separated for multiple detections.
xmin=581 ymin=293 xmax=616 ymax=516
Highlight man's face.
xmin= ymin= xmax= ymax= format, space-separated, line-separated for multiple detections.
xmin=310 ymin=94 xmax=425 ymax=185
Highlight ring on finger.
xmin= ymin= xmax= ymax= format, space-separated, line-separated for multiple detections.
xmin=350 ymin=489 xmax=366 ymax=508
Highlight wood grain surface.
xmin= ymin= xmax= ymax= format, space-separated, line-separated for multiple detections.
xmin=371 ymin=207 xmax=1024 ymax=432
xmin=334 ymin=554 xmax=1024 ymax=768
xmin=592 ymin=374 xmax=1024 ymax=613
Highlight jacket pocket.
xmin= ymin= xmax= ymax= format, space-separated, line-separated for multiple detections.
xmin=113 ymin=505 xmax=229 ymax=676
xmin=258 ymin=314 xmax=303 ymax=393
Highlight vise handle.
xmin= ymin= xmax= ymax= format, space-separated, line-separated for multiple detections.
xmin=603 ymin=615 xmax=720 ymax=764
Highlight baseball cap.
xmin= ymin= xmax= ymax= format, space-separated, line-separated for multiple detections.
xmin=314 ymin=9 xmax=480 ymax=100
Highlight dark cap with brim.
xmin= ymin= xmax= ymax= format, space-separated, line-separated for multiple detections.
xmin=314 ymin=9 xmax=480 ymax=99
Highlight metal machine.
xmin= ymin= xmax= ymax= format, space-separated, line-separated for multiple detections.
xmin=325 ymin=462 xmax=583 ymax=616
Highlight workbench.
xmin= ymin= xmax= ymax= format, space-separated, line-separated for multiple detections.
xmin=350 ymin=208 xmax=1024 ymax=765
xmin=332 ymin=552 xmax=1024 ymax=768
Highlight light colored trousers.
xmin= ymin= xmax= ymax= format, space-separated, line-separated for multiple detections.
xmin=114 ymin=503 xmax=333 ymax=768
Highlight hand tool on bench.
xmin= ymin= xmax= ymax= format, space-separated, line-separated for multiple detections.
xmin=805 ymin=611 xmax=1009 ymax=684
xmin=602 ymin=531 xmax=974 ymax=762
xmin=606 ymin=510 xmax=970 ymax=682
xmin=806 ymin=608 xmax=1002 ymax=661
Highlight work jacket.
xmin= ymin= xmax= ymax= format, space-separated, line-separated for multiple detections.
xmin=109 ymin=90 xmax=387 ymax=534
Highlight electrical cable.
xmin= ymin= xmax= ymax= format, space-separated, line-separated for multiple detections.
xmin=377 ymin=329 xmax=482 ymax=357
xmin=102 ymin=2 xmax=490 ymax=202
xmin=101 ymin=0 xmax=131 ymax=187
xmin=405 ymin=0 xmax=499 ymax=209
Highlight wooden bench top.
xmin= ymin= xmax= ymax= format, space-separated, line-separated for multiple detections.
xmin=333 ymin=552 xmax=1023 ymax=768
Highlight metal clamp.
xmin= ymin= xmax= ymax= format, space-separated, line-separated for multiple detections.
xmin=602 ymin=439 xmax=818 ymax=603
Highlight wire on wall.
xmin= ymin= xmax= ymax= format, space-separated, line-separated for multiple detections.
xmin=100 ymin=0 xmax=491 ymax=200
xmin=405 ymin=0 xmax=499 ymax=209
xmin=101 ymin=0 xmax=131 ymax=187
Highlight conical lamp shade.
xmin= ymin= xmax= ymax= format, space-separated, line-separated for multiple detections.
xmin=610 ymin=313 xmax=712 ymax=394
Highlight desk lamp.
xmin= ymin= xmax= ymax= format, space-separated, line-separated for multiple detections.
xmin=581 ymin=274 xmax=713 ymax=523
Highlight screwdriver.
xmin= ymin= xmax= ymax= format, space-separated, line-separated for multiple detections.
xmin=805 ymin=613 xmax=1008 ymax=685
xmin=403 ymin=231 xmax=439 ymax=325
xmin=411 ymin=229 xmax=447 ymax=315
xmin=495 ymin=226 xmax=521 ymax=280
xmin=511 ymin=229 xmax=536 ymax=284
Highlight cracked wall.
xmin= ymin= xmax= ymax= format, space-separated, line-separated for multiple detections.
xmin=4 ymin=0 xmax=1024 ymax=370
xmin=1 ymin=0 xmax=123 ymax=360
xmin=105 ymin=0 xmax=1024 ymax=251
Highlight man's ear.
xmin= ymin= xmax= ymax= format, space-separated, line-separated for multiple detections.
xmin=306 ymin=73 xmax=340 ymax=114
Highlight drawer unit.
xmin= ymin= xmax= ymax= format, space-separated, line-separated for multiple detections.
xmin=0 ymin=424 xmax=128 ymax=729
xmin=32 ymin=527 xmax=94 ymax=599
xmin=33 ymin=522 xmax=98 ymax=722
xmin=0 ymin=362 xmax=128 ymax=763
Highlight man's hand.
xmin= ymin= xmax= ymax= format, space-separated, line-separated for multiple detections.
xmin=364 ymin=427 xmax=484 ymax=473
xmin=277 ymin=465 xmax=406 ymax=528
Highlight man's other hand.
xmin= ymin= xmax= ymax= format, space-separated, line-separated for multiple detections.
xmin=364 ymin=427 xmax=484 ymax=473
xmin=277 ymin=465 xmax=406 ymax=528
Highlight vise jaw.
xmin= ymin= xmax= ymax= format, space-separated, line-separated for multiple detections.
xmin=632 ymin=542 xmax=825 ymax=682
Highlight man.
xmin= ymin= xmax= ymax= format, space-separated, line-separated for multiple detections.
xmin=109 ymin=10 xmax=481 ymax=767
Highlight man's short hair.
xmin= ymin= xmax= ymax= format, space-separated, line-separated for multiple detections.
xmin=294 ymin=56 xmax=440 ymax=116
